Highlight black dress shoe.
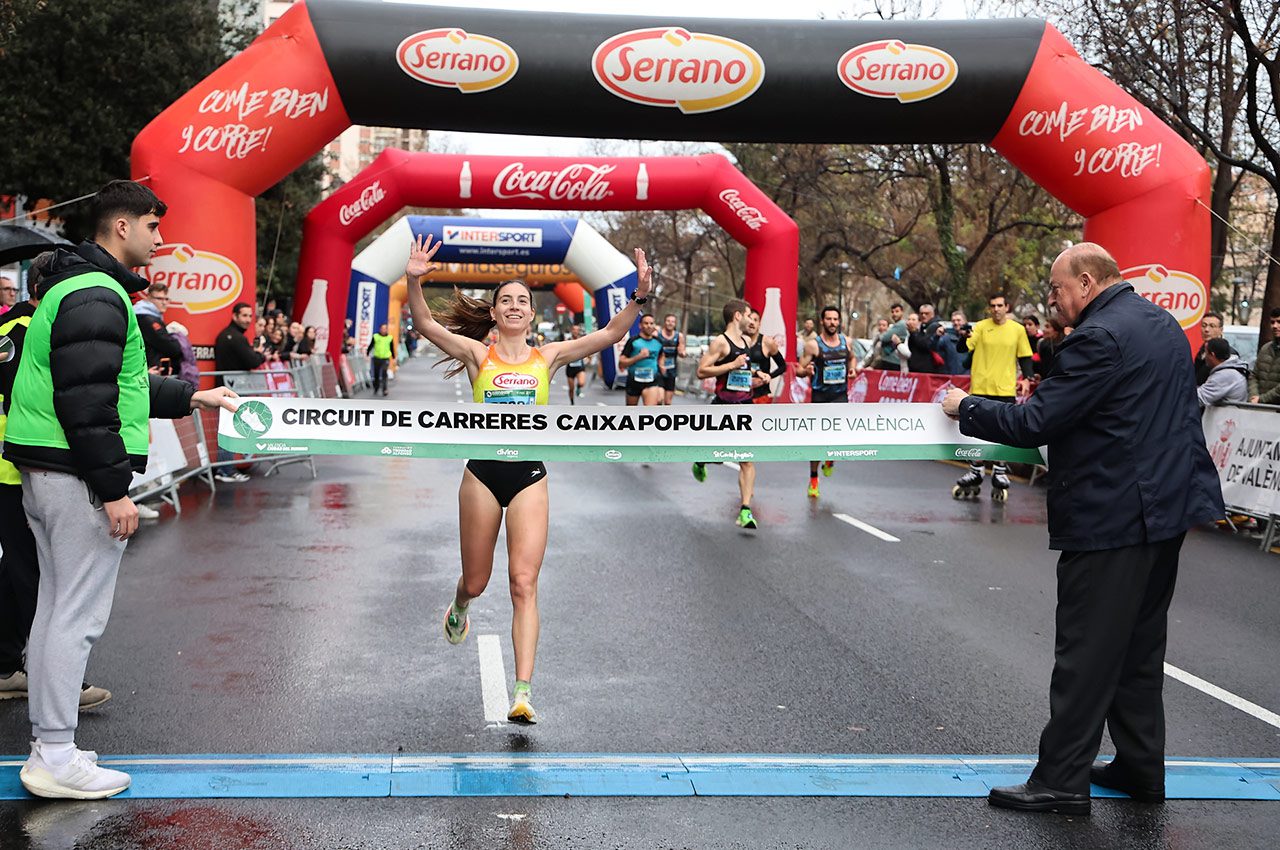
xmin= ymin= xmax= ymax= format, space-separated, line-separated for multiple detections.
xmin=988 ymin=780 xmax=1091 ymax=815
xmin=1090 ymin=763 xmax=1165 ymax=803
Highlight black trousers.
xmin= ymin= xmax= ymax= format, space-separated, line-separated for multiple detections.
xmin=1031 ymin=534 xmax=1183 ymax=793
xmin=0 ymin=482 xmax=39 ymax=673
xmin=371 ymin=357 xmax=390 ymax=394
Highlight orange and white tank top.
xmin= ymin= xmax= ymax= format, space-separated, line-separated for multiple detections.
xmin=472 ymin=345 xmax=550 ymax=405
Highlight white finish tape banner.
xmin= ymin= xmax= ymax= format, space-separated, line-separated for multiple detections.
xmin=218 ymin=399 xmax=1044 ymax=464
xmin=1203 ymin=403 xmax=1280 ymax=516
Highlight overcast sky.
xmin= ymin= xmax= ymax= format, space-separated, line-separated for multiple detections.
xmin=399 ymin=0 xmax=989 ymax=158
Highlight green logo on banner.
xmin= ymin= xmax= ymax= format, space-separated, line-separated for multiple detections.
xmin=233 ymin=400 xmax=273 ymax=438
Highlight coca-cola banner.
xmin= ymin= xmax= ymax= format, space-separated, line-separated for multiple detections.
xmin=133 ymin=1 xmax=1208 ymax=370
xmin=778 ymin=368 xmax=971 ymax=404
xmin=293 ymin=149 xmax=798 ymax=366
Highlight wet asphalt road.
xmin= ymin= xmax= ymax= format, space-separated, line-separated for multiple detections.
xmin=1 ymin=356 xmax=1278 ymax=848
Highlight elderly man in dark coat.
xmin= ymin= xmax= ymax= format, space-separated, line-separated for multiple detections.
xmin=942 ymin=242 xmax=1223 ymax=816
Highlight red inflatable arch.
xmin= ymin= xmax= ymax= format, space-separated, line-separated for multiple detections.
xmin=132 ymin=1 xmax=1209 ymax=365
xmin=295 ymin=148 xmax=797 ymax=361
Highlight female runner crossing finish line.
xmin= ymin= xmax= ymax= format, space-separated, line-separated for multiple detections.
xmin=405 ymin=234 xmax=653 ymax=724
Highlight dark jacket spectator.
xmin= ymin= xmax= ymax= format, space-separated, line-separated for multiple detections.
xmin=903 ymin=313 xmax=936 ymax=373
xmin=1193 ymin=312 xmax=1233 ymax=385
xmin=214 ymin=303 xmax=265 ymax=386
xmin=931 ymin=313 xmax=971 ymax=375
xmin=133 ymin=285 xmax=183 ymax=374
xmin=959 ymin=280 xmax=1222 ymax=551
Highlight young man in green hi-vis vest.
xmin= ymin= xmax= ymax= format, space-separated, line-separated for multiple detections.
xmin=367 ymin=322 xmax=396 ymax=396
xmin=1 ymin=181 xmax=239 ymax=801
xmin=0 ymin=252 xmax=111 ymax=717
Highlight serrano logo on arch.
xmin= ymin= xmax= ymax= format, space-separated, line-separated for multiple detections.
xmin=396 ymin=28 xmax=519 ymax=93
xmin=1124 ymin=264 xmax=1207 ymax=330
xmin=142 ymin=244 xmax=243 ymax=314
xmin=838 ymin=40 xmax=958 ymax=103
xmin=592 ymin=27 xmax=764 ymax=114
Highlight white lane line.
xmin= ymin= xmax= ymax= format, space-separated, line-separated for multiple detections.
xmin=478 ymin=635 xmax=509 ymax=724
xmin=833 ymin=513 xmax=900 ymax=543
xmin=1164 ymin=663 xmax=1280 ymax=730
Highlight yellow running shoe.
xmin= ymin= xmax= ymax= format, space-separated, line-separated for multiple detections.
xmin=807 ymin=479 xmax=820 ymax=499
xmin=822 ymin=460 xmax=834 ymax=477
xmin=508 ymin=686 xmax=537 ymax=724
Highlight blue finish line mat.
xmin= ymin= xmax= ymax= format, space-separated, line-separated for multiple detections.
xmin=2 ymin=754 xmax=1278 ymax=800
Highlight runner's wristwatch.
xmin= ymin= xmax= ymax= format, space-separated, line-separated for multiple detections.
xmin=631 ymin=293 xmax=649 ymax=305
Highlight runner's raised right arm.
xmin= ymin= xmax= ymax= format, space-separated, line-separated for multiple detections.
xmin=405 ymin=234 xmax=487 ymax=370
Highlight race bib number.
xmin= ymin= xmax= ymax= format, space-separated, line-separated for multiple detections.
xmin=726 ymin=368 xmax=752 ymax=392
xmin=483 ymin=389 xmax=536 ymax=405
xmin=631 ymin=365 xmax=656 ymax=383
xmin=822 ymin=361 xmax=847 ymax=386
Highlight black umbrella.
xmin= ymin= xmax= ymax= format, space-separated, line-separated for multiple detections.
xmin=0 ymin=223 xmax=71 ymax=266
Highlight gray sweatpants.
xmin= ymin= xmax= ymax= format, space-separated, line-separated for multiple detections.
xmin=20 ymin=469 xmax=126 ymax=743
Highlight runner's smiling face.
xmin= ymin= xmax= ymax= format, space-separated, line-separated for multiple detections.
xmin=746 ymin=311 xmax=760 ymax=336
xmin=490 ymin=281 xmax=533 ymax=336
xmin=639 ymin=314 xmax=657 ymax=337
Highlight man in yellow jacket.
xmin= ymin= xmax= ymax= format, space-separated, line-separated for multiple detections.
xmin=367 ymin=323 xmax=397 ymax=396
xmin=951 ymin=292 xmax=1035 ymax=501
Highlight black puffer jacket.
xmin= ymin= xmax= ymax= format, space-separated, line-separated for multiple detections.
xmin=2 ymin=242 xmax=194 ymax=501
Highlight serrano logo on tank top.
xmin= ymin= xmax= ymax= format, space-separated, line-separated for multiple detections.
xmin=491 ymin=371 xmax=539 ymax=389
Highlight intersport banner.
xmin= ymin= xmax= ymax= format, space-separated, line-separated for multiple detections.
xmin=218 ymin=398 xmax=1043 ymax=465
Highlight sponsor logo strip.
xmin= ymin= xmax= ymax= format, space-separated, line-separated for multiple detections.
xmin=216 ymin=400 xmax=1041 ymax=465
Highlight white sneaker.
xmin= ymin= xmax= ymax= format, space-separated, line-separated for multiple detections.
xmin=214 ymin=471 xmax=249 ymax=483
xmin=0 ymin=670 xmax=28 ymax=700
xmin=135 ymin=503 xmax=160 ymax=520
xmin=20 ymin=745 xmax=130 ymax=800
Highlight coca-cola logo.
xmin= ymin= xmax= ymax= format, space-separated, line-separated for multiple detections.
xmin=838 ymin=40 xmax=958 ymax=103
xmin=492 ymin=371 xmax=538 ymax=389
xmin=141 ymin=244 xmax=243 ymax=315
xmin=718 ymin=188 xmax=769 ymax=231
xmin=396 ymin=28 xmax=518 ymax=93
xmin=1124 ymin=264 xmax=1207 ymax=330
xmin=955 ymin=447 xmax=983 ymax=458
xmin=592 ymin=27 xmax=764 ymax=114
xmin=338 ymin=180 xmax=386 ymax=226
xmin=493 ymin=162 xmax=615 ymax=201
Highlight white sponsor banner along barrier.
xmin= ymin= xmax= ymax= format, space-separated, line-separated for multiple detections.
xmin=1203 ymin=403 xmax=1280 ymax=517
xmin=218 ymin=399 xmax=1043 ymax=465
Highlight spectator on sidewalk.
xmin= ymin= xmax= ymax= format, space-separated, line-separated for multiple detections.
xmin=0 ymin=275 xmax=17 ymax=315
xmin=1197 ymin=337 xmax=1249 ymax=409
xmin=903 ymin=312 xmax=937 ymax=373
xmin=2 ymin=180 xmax=239 ymax=800
xmin=213 ymin=302 xmax=264 ymax=483
xmin=919 ymin=303 xmax=942 ymax=337
xmin=133 ymin=282 xmax=183 ymax=376
xmin=1036 ymin=317 xmax=1072 ymax=379
xmin=876 ymin=304 xmax=907 ymax=371
xmin=1194 ymin=312 xmax=1234 ymax=385
xmin=1248 ymin=308 xmax=1280 ymax=405
xmin=931 ymin=310 xmax=971 ymax=375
